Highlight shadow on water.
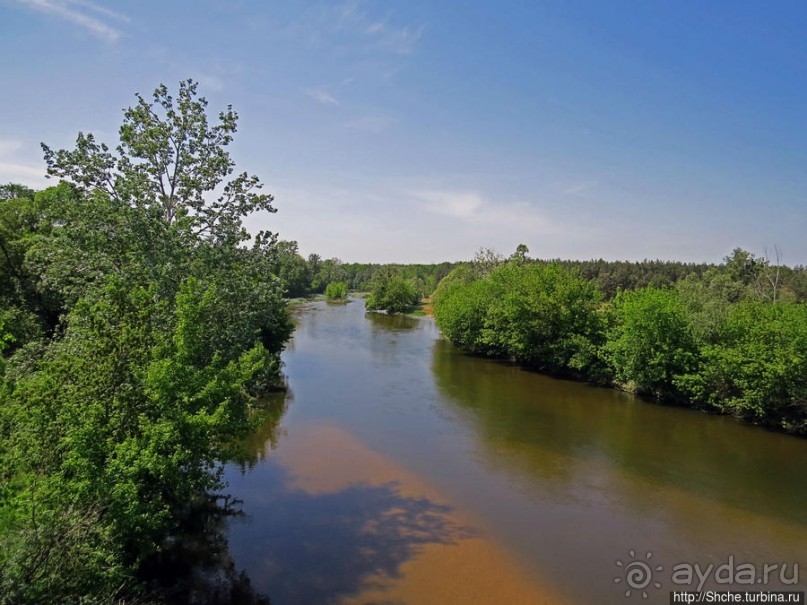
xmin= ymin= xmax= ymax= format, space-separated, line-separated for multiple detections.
xmin=227 ymin=462 xmax=476 ymax=605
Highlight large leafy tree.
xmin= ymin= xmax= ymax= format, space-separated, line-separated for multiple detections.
xmin=1 ymin=81 xmax=290 ymax=602
xmin=42 ymin=80 xmax=274 ymax=244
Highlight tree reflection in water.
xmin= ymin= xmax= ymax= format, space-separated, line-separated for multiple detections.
xmin=139 ymin=398 xmax=290 ymax=604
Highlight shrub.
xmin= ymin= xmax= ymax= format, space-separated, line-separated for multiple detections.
xmin=325 ymin=281 xmax=348 ymax=302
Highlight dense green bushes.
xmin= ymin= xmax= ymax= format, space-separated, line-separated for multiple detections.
xmin=325 ymin=281 xmax=349 ymax=302
xmin=678 ymin=302 xmax=807 ymax=431
xmin=365 ymin=272 xmax=420 ymax=313
xmin=604 ymin=287 xmax=698 ymax=399
xmin=434 ymin=251 xmax=807 ymax=434
xmin=434 ymin=262 xmax=604 ymax=375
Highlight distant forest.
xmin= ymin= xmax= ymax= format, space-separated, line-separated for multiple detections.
xmin=272 ymin=240 xmax=807 ymax=302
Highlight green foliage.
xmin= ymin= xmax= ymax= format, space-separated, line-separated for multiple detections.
xmin=432 ymin=277 xmax=493 ymax=353
xmin=266 ymin=241 xmax=349 ymax=298
xmin=340 ymin=262 xmax=456 ymax=296
xmin=1 ymin=275 xmax=277 ymax=599
xmin=0 ymin=503 xmax=129 ymax=603
xmin=365 ymin=272 xmax=419 ymax=314
xmin=436 ymin=247 xmax=807 ymax=434
xmin=678 ymin=302 xmax=807 ymax=431
xmin=42 ymin=80 xmax=275 ymax=246
xmin=325 ymin=281 xmax=349 ymax=302
xmin=270 ymin=240 xmax=311 ymax=298
xmin=431 ymin=263 xmax=475 ymax=302
xmin=0 ymin=80 xmax=289 ymax=602
xmin=0 ymin=184 xmax=64 ymax=340
xmin=604 ymin=286 xmax=698 ymax=399
xmin=309 ymin=255 xmax=347 ymax=294
xmin=434 ymin=259 xmax=605 ymax=376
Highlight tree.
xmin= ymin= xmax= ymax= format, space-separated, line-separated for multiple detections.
xmin=753 ymin=245 xmax=784 ymax=303
xmin=509 ymin=243 xmax=530 ymax=264
xmin=42 ymin=79 xmax=274 ymax=245
xmin=723 ymin=247 xmax=759 ymax=286
xmin=604 ymin=286 xmax=698 ymax=399
xmin=472 ymin=247 xmax=504 ymax=278
xmin=434 ymin=261 xmax=605 ymax=375
xmin=272 ymin=240 xmax=311 ymax=298
xmin=365 ymin=272 xmax=419 ymax=313
xmin=325 ymin=281 xmax=348 ymax=302
xmin=678 ymin=302 xmax=807 ymax=432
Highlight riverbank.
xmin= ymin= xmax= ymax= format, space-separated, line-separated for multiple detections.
xmin=433 ymin=261 xmax=807 ymax=436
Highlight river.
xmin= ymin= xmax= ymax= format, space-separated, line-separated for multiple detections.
xmin=221 ymin=299 xmax=807 ymax=604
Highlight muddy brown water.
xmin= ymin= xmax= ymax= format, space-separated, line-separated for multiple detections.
xmin=222 ymin=299 xmax=807 ymax=604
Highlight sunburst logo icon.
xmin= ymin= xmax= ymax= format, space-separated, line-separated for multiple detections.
xmin=614 ymin=549 xmax=663 ymax=598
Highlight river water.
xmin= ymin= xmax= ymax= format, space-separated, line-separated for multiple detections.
xmin=222 ymin=299 xmax=807 ymax=604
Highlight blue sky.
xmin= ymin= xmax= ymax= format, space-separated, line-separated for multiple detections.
xmin=1 ymin=0 xmax=806 ymax=264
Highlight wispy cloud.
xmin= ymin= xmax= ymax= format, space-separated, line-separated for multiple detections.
xmin=413 ymin=190 xmax=484 ymax=219
xmin=0 ymin=139 xmax=23 ymax=156
xmin=0 ymin=161 xmax=46 ymax=180
xmin=0 ymin=138 xmax=48 ymax=187
xmin=306 ymin=88 xmax=339 ymax=105
xmin=411 ymin=189 xmax=555 ymax=233
xmin=364 ymin=22 xmax=384 ymax=35
xmin=193 ymin=73 xmax=224 ymax=92
xmin=372 ymin=22 xmax=427 ymax=55
xmin=11 ymin=0 xmax=127 ymax=43
xmin=561 ymin=182 xmax=594 ymax=196
xmin=337 ymin=0 xmax=427 ymax=55
xmin=68 ymin=0 xmax=128 ymax=22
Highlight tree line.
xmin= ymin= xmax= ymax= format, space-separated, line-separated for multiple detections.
xmin=433 ymin=246 xmax=807 ymax=435
xmin=270 ymin=243 xmax=457 ymax=301
xmin=0 ymin=82 xmax=287 ymax=603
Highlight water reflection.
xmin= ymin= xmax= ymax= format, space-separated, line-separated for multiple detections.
xmin=429 ymin=337 xmax=807 ymax=601
xmin=141 ymin=499 xmax=269 ymax=605
xmin=227 ymin=392 xmax=290 ymax=470
xmin=430 ymin=339 xmax=807 ymax=527
xmin=365 ymin=311 xmax=421 ymax=332
xmin=139 ymin=396 xmax=290 ymax=604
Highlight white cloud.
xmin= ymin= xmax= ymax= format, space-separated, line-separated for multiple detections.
xmin=411 ymin=189 xmax=555 ymax=233
xmin=364 ymin=22 xmax=384 ymax=35
xmin=561 ymin=182 xmax=592 ymax=196
xmin=68 ymin=0 xmax=128 ymax=22
xmin=0 ymin=162 xmax=48 ymax=187
xmin=306 ymin=88 xmax=339 ymax=105
xmin=372 ymin=23 xmax=426 ymax=55
xmin=12 ymin=0 xmax=126 ymax=43
xmin=0 ymin=140 xmax=23 ymax=156
xmin=412 ymin=190 xmax=484 ymax=219
xmin=194 ymin=73 xmax=224 ymax=92
xmin=0 ymin=139 xmax=48 ymax=187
